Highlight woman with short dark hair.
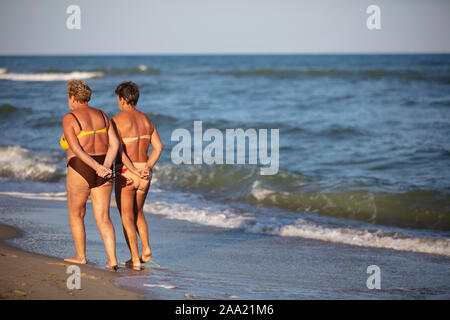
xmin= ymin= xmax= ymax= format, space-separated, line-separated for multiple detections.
xmin=112 ymin=81 xmax=163 ymax=269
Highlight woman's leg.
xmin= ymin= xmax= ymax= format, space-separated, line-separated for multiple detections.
xmin=65 ymin=167 xmax=90 ymax=264
xmin=90 ymin=181 xmax=118 ymax=269
xmin=114 ymin=179 xmax=131 ymax=254
xmin=116 ymin=175 xmax=141 ymax=268
xmin=136 ymin=181 xmax=151 ymax=262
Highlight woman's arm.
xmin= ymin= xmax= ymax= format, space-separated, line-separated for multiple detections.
xmin=63 ymin=113 xmax=111 ymax=177
xmin=103 ymin=115 xmax=119 ymax=170
xmin=120 ymin=143 xmax=143 ymax=176
xmin=110 ymin=119 xmax=142 ymax=177
xmin=146 ymin=124 xmax=163 ymax=170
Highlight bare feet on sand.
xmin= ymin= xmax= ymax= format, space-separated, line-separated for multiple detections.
xmin=64 ymin=256 xmax=87 ymax=264
xmin=106 ymin=264 xmax=118 ymax=271
xmin=120 ymin=258 xmax=141 ymax=268
xmin=141 ymin=249 xmax=152 ymax=263
xmin=120 ymin=259 xmax=143 ymax=271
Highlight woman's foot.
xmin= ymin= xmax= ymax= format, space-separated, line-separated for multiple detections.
xmin=141 ymin=248 xmax=152 ymax=263
xmin=64 ymin=256 xmax=87 ymax=264
xmin=106 ymin=264 xmax=119 ymax=271
xmin=120 ymin=258 xmax=141 ymax=269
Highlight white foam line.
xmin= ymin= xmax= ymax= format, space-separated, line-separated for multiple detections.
xmin=248 ymin=219 xmax=450 ymax=257
xmin=0 ymin=191 xmax=67 ymax=201
xmin=0 ymin=192 xmax=123 ymax=208
xmin=0 ymin=71 xmax=104 ymax=81
xmin=144 ymin=196 xmax=450 ymax=257
xmin=143 ymin=284 xmax=177 ymax=290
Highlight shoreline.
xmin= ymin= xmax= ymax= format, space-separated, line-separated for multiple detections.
xmin=0 ymin=194 xmax=449 ymax=299
xmin=0 ymin=222 xmax=144 ymax=300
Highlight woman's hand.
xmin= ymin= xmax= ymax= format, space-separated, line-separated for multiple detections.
xmin=96 ymin=165 xmax=112 ymax=179
xmin=137 ymin=167 xmax=152 ymax=180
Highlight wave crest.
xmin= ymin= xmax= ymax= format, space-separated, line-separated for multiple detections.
xmin=0 ymin=145 xmax=61 ymax=181
xmin=100 ymin=65 xmax=160 ymax=75
xmin=202 ymin=68 xmax=449 ymax=83
xmin=0 ymin=104 xmax=22 ymax=116
xmin=0 ymin=70 xmax=104 ymax=82
xmin=144 ymin=189 xmax=450 ymax=257
xmin=152 ymin=164 xmax=450 ymax=231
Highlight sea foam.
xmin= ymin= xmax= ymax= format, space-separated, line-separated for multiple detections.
xmin=0 ymin=70 xmax=103 ymax=81
xmin=0 ymin=145 xmax=60 ymax=181
xmin=144 ymin=188 xmax=450 ymax=257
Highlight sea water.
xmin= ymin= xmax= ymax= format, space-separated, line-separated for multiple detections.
xmin=0 ymin=55 xmax=449 ymax=298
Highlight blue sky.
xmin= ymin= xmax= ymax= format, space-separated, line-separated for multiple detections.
xmin=1 ymin=0 xmax=449 ymax=54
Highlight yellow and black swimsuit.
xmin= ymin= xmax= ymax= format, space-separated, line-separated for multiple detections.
xmin=60 ymin=114 xmax=107 ymax=150
xmin=62 ymin=110 xmax=110 ymax=188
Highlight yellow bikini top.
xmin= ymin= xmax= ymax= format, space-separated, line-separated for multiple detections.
xmin=60 ymin=111 xmax=108 ymax=150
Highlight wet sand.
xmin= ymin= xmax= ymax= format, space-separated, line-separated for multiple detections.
xmin=0 ymin=223 xmax=142 ymax=300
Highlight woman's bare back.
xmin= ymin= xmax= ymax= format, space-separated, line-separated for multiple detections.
xmin=113 ymin=109 xmax=154 ymax=163
xmin=66 ymin=106 xmax=109 ymax=161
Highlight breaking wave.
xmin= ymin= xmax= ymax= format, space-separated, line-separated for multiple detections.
xmin=0 ymin=70 xmax=104 ymax=82
xmin=144 ymin=188 xmax=450 ymax=257
xmin=0 ymin=145 xmax=63 ymax=181
xmin=152 ymin=164 xmax=450 ymax=231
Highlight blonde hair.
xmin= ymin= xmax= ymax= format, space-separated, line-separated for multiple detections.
xmin=67 ymin=80 xmax=91 ymax=103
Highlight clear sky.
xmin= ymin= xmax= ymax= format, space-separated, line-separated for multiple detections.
xmin=1 ymin=0 xmax=449 ymax=55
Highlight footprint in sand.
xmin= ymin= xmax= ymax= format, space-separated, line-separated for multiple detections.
xmin=80 ymin=273 xmax=99 ymax=280
xmin=12 ymin=289 xmax=27 ymax=297
xmin=45 ymin=262 xmax=69 ymax=266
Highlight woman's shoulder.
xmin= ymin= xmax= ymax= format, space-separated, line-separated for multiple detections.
xmin=62 ymin=112 xmax=73 ymax=124
xmin=112 ymin=111 xmax=130 ymax=123
xmin=111 ymin=112 xmax=133 ymax=131
xmin=68 ymin=106 xmax=99 ymax=117
xmin=87 ymin=105 xmax=107 ymax=116
xmin=134 ymin=109 xmax=151 ymax=122
xmin=62 ymin=112 xmax=82 ymax=132
xmin=138 ymin=111 xmax=154 ymax=131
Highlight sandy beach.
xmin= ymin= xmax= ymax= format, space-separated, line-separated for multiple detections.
xmin=0 ymin=222 xmax=143 ymax=300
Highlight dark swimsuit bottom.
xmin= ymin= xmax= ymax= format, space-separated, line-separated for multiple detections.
xmin=68 ymin=155 xmax=109 ymax=189
xmin=66 ymin=111 xmax=110 ymax=189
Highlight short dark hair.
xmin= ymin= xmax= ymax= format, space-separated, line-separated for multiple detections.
xmin=115 ymin=81 xmax=139 ymax=106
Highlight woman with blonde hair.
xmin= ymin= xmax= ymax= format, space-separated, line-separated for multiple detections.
xmin=61 ymin=79 xmax=120 ymax=270
xmin=112 ymin=81 xmax=163 ymax=269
